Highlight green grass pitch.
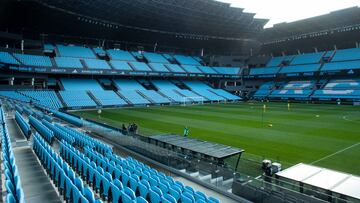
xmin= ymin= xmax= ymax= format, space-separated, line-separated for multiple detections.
xmin=74 ymin=102 xmax=360 ymax=176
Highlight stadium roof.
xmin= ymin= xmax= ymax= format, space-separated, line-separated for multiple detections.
xmin=261 ymin=6 xmax=360 ymax=43
xmin=34 ymin=0 xmax=268 ymax=40
xmin=150 ymin=134 xmax=244 ymax=159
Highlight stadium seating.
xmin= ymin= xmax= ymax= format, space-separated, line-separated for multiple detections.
xmin=182 ymin=65 xmax=203 ymax=74
xmin=269 ymin=81 xmax=315 ymax=99
xmin=83 ymin=58 xmax=111 ymax=69
xmin=266 ymin=56 xmax=286 ymax=67
xmin=210 ymin=89 xmax=241 ymax=100
xmin=250 ymin=67 xmax=280 ymax=76
xmin=138 ymin=90 xmax=171 ymax=104
xmin=321 ymin=60 xmax=360 ymax=72
xmin=143 ymin=52 xmax=170 ymax=63
xmin=18 ymin=90 xmax=63 ymax=109
xmin=197 ymin=66 xmax=218 ymax=74
xmin=13 ymin=53 xmax=52 ymax=67
xmin=114 ymin=79 xmax=146 ymax=90
xmin=0 ymin=91 xmax=31 ymax=102
xmin=152 ymin=80 xmax=189 ymax=102
xmin=165 ymin=64 xmax=186 ymax=73
xmin=312 ymin=79 xmax=360 ymax=100
xmin=253 ymin=82 xmax=274 ymax=99
xmin=1 ymin=107 xmax=25 ymax=203
xmin=57 ymin=44 xmax=96 ymax=58
xmin=107 ymin=49 xmax=137 ymax=61
xmin=129 ymin=62 xmax=152 ymax=72
xmin=0 ymin=52 xmax=20 ymax=65
xmin=93 ymin=47 xmax=106 ymax=56
xmin=279 ymin=64 xmax=321 ymax=74
xmin=54 ymin=57 xmax=83 ymax=69
xmin=50 ymin=109 xmax=83 ymax=127
xmin=149 ymin=63 xmax=170 ymax=72
xmin=183 ymin=81 xmax=225 ymax=101
xmin=90 ymin=90 xmax=128 ymax=106
xmin=290 ymin=52 xmax=325 ymax=65
xmin=60 ymin=91 xmax=97 ymax=108
xmin=61 ymin=78 xmax=104 ymax=91
xmin=110 ymin=60 xmax=134 ymax=71
xmin=214 ymin=67 xmax=241 ymax=75
xmin=173 ymin=55 xmax=201 ymax=66
xmin=331 ymin=48 xmax=360 ymax=62
xmin=15 ymin=111 xmax=31 ymax=139
xmin=118 ymin=90 xmax=151 ymax=105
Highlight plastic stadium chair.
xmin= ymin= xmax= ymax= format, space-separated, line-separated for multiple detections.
xmin=136 ymin=196 xmax=148 ymax=203
xmin=122 ymin=187 xmax=136 ymax=203
xmin=161 ymin=194 xmax=177 ymax=203
xmin=169 ymin=185 xmax=182 ymax=202
xmin=149 ymin=186 xmax=163 ymax=203
xmin=194 ymin=191 xmax=207 ymax=201
xmin=6 ymin=193 xmax=17 ymax=203
xmin=84 ymin=186 xmax=96 ymax=203
xmin=208 ymin=197 xmax=221 ymax=203
xmin=129 ymin=174 xmax=140 ymax=194
xmin=138 ymin=179 xmax=150 ymax=200
xmin=181 ymin=192 xmax=196 ymax=203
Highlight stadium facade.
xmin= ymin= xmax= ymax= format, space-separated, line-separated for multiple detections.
xmin=0 ymin=0 xmax=359 ymax=203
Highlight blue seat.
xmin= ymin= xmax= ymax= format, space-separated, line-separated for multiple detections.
xmin=84 ymin=187 xmax=96 ymax=203
xmin=181 ymin=192 xmax=196 ymax=203
xmin=6 ymin=180 xmax=15 ymax=195
xmin=149 ymin=186 xmax=163 ymax=203
xmin=6 ymin=193 xmax=16 ymax=203
xmin=184 ymin=185 xmax=195 ymax=195
xmin=136 ymin=196 xmax=148 ymax=203
xmin=122 ymin=187 xmax=136 ymax=203
xmin=161 ymin=194 xmax=177 ymax=203
xmin=169 ymin=185 xmax=182 ymax=202
xmin=109 ymin=182 xmax=121 ymax=203
xmin=138 ymin=179 xmax=150 ymax=200
xmin=129 ymin=174 xmax=140 ymax=194
xmin=122 ymin=169 xmax=131 ymax=187
xmin=194 ymin=191 xmax=207 ymax=201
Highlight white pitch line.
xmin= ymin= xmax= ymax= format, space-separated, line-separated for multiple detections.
xmin=311 ymin=142 xmax=360 ymax=164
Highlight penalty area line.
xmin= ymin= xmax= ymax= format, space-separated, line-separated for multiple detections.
xmin=311 ymin=142 xmax=360 ymax=165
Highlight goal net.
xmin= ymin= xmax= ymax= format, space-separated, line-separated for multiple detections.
xmin=182 ymin=97 xmax=205 ymax=106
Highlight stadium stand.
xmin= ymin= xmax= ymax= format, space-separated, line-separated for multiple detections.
xmin=165 ymin=64 xmax=186 ymax=73
xmin=183 ymin=81 xmax=227 ymax=101
xmin=312 ymin=79 xmax=360 ymax=100
xmin=13 ymin=53 xmax=52 ymax=67
xmin=129 ymin=62 xmax=153 ymax=72
xmin=148 ymin=63 xmax=170 ymax=72
xmin=173 ymin=55 xmax=201 ymax=66
xmin=250 ymin=67 xmax=280 ymax=76
xmin=107 ymin=49 xmax=137 ymax=61
xmin=114 ymin=79 xmax=146 ymax=90
xmin=181 ymin=65 xmax=203 ymax=74
xmin=57 ymin=44 xmax=96 ymax=58
xmin=1 ymin=106 xmax=26 ymax=203
xmin=0 ymin=52 xmax=20 ymax=65
xmin=270 ymin=81 xmax=315 ymax=99
xmin=214 ymin=67 xmax=241 ymax=75
xmin=279 ymin=64 xmax=322 ymax=74
xmin=321 ymin=60 xmax=360 ymax=72
xmin=143 ymin=52 xmax=170 ymax=64
xmin=83 ymin=58 xmax=111 ymax=69
xmin=138 ymin=90 xmax=171 ymax=104
xmin=197 ymin=66 xmax=218 ymax=74
xmin=253 ymin=82 xmax=274 ymax=99
xmin=54 ymin=57 xmax=83 ymax=69
xmin=290 ymin=52 xmax=325 ymax=65
xmin=331 ymin=48 xmax=360 ymax=62
xmin=18 ymin=90 xmax=63 ymax=109
xmin=110 ymin=60 xmax=134 ymax=71
xmin=90 ymin=90 xmax=128 ymax=106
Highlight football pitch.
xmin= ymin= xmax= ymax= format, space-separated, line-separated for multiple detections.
xmin=74 ymin=102 xmax=360 ymax=176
